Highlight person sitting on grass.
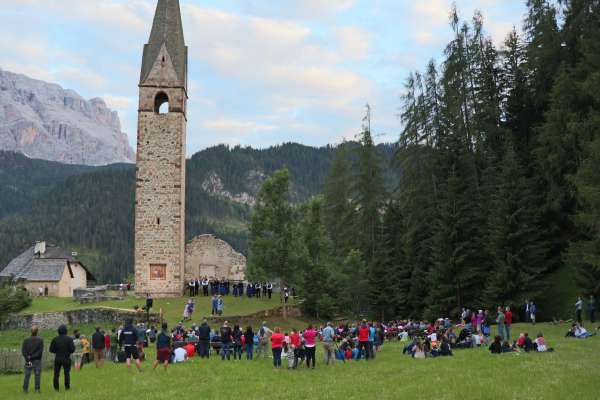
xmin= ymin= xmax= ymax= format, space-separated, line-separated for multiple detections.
xmin=412 ymin=339 xmax=426 ymax=359
xmin=501 ymin=340 xmax=517 ymax=353
xmin=431 ymin=337 xmax=453 ymax=357
xmin=489 ymin=335 xmax=503 ymax=354
xmin=567 ymin=322 xmax=596 ymax=338
xmin=516 ymin=332 xmax=534 ymax=352
xmin=533 ymin=333 xmax=554 ymax=352
xmin=173 ymin=343 xmax=187 ymax=363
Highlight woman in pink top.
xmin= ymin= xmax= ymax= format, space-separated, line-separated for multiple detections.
xmin=270 ymin=327 xmax=285 ymax=369
xmin=303 ymin=325 xmax=317 ymax=369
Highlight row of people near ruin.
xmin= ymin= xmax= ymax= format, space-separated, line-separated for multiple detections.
xmin=186 ymin=277 xmax=282 ymax=299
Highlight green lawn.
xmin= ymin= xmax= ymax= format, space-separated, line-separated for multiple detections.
xmin=0 ymin=323 xmax=599 ymax=399
xmin=0 ymin=296 xmax=290 ymax=349
xmin=20 ymin=295 xmax=283 ymax=326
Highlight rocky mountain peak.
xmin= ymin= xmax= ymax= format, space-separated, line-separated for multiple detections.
xmin=0 ymin=68 xmax=135 ymax=165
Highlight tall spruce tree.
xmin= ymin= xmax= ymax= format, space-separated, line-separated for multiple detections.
xmin=353 ymin=105 xmax=386 ymax=264
xmin=296 ymin=196 xmax=337 ymax=319
xmin=323 ymin=143 xmax=354 ymax=257
xmin=247 ymin=168 xmax=299 ymax=319
xmin=484 ymin=142 xmax=548 ymax=307
xmin=369 ymin=201 xmax=409 ymax=321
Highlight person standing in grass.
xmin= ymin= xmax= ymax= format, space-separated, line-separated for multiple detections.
xmin=119 ymin=319 xmax=142 ymax=372
xmin=211 ymin=294 xmax=218 ymax=315
xmin=368 ymin=322 xmax=376 ymax=360
xmin=153 ymin=323 xmax=172 ymax=371
xmin=256 ymin=322 xmax=271 ymax=359
xmin=303 ymin=324 xmax=318 ymax=369
xmin=270 ymin=327 xmax=285 ymax=369
xmin=504 ymin=307 xmax=513 ymax=342
xmin=92 ymin=327 xmax=105 ymax=368
xmin=220 ymin=321 xmax=233 ymax=361
xmin=289 ymin=328 xmax=301 ymax=368
xmin=109 ymin=328 xmax=118 ymax=362
xmin=217 ymin=295 xmax=224 ymax=316
xmin=357 ymin=320 xmax=370 ymax=360
xmin=321 ymin=322 xmax=336 ymax=366
xmin=244 ymin=326 xmax=255 ymax=360
xmin=72 ymin=331 xmax=84 ymax=372
xmin=530 ymin=301 xmax=537 ymax=325
xmin=22 ymin=325 xmax=44 ymax=394
xmin=197 ymin=319 xmax=211 ymax=359
xmin=183 ymin=298 xmax=195 ymax=321
xmin=49 ymin=324 xmax=75 ymax=392
xmin=589 ymin=295 xmax=597 ymax=324
xmin=575 ymin=296 xmax=584 ymax=325
xmin=496 ymin=307 xmax=505 ymax=341
xmin=233 ymin=325 xmax=244 ymax=360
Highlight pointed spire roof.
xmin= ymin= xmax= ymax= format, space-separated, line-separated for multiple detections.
xmin=140 ymin=0 xmax=187 ymax=87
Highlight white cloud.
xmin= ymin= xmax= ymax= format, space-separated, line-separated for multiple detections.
xmin=334 ymin=26 xmax=372 ymax=60
xmin=238 ymin=0 xmax=355 ymax=19
xmin=184 ymin=4 xmax=372 ymax=106
xmin=201 ymin=118 xmax=278 ymax=133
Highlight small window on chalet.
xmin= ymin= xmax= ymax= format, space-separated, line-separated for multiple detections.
xmin=157 ymin=217 xmax=161 ymax=225
xmin=154 ymin=92 xmax=169 ymax=114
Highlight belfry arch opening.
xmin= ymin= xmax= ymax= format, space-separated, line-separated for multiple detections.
xmin=154 ymin=91 xmax=169 ymax=114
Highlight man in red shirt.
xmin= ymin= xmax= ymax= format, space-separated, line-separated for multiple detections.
xmin=357 ymin=320 xmax=371 ymax=360
xmin=504 ymin=306 xmax=513 ymax=342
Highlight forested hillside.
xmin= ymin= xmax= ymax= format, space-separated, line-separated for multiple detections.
xmin=0 ymin=143 xmax=396 ymax=283
xmin=247 ymin=1 xmax=600 ymax=322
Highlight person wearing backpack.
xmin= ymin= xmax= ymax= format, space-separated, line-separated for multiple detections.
xmin=256 ymin=322 xmax=271 ymax=359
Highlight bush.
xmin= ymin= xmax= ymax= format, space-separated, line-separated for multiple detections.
xmin=0 ymin=282 xmax=32 ymax=322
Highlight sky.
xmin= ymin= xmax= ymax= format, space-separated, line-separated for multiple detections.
xmin=0 ymin=0 xmax=527 ymax=156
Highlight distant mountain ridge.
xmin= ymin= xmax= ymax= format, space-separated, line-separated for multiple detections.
xmin=0 ymin=142 xmax=397 ymax=283
xmin=0 ymin=68 xmax=135 ymax=165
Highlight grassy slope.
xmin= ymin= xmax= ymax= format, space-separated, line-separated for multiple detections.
xmin=0 ymin=296 xmax=285 ymax=349
xmin=20 ymin=295 xmax=282 ymax=325
xmin=0 ymin=323 xmax=599 ymax=399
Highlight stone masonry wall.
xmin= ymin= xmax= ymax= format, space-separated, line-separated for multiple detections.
xmin=185 ymin=234 xmax=246 ymax=281
xmin=0 ymin=308 xmax=160 ymax=331
xmin=134 ymin=95 xmax=186 ymax=298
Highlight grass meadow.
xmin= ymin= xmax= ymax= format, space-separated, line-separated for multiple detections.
xmin=0 ymin=322 xmax=599 ymax=399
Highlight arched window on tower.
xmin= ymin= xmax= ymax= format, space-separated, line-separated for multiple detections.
xmin=154 ymin=92 xmax=169 ymax=114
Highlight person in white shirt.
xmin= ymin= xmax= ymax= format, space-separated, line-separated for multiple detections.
xmin=173 ymin=346 xmax=187 ymax=363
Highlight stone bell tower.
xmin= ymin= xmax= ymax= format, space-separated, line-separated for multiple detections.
xmin=134 ymin=0 xmax=187 ymax=297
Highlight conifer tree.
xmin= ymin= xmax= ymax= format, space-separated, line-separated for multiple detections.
xmin=484 ymin=142 xmax=548 ymax=306
xmin=353 ymin=105 xmax=386 ymax=264
xmin=323 ymin=143 xmax=353 ymax=257
xmin=247 ymin=168 xmax=299 ymax=319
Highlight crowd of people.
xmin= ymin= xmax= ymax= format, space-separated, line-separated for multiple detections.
xmin=19 ymin=295 xmax=600 ymax=394
xmin=185 ymin=278 xmax=292 ymax=300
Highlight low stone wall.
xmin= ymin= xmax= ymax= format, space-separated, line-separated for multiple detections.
xmin=0 ymin=308 xmax=161 ymax=331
